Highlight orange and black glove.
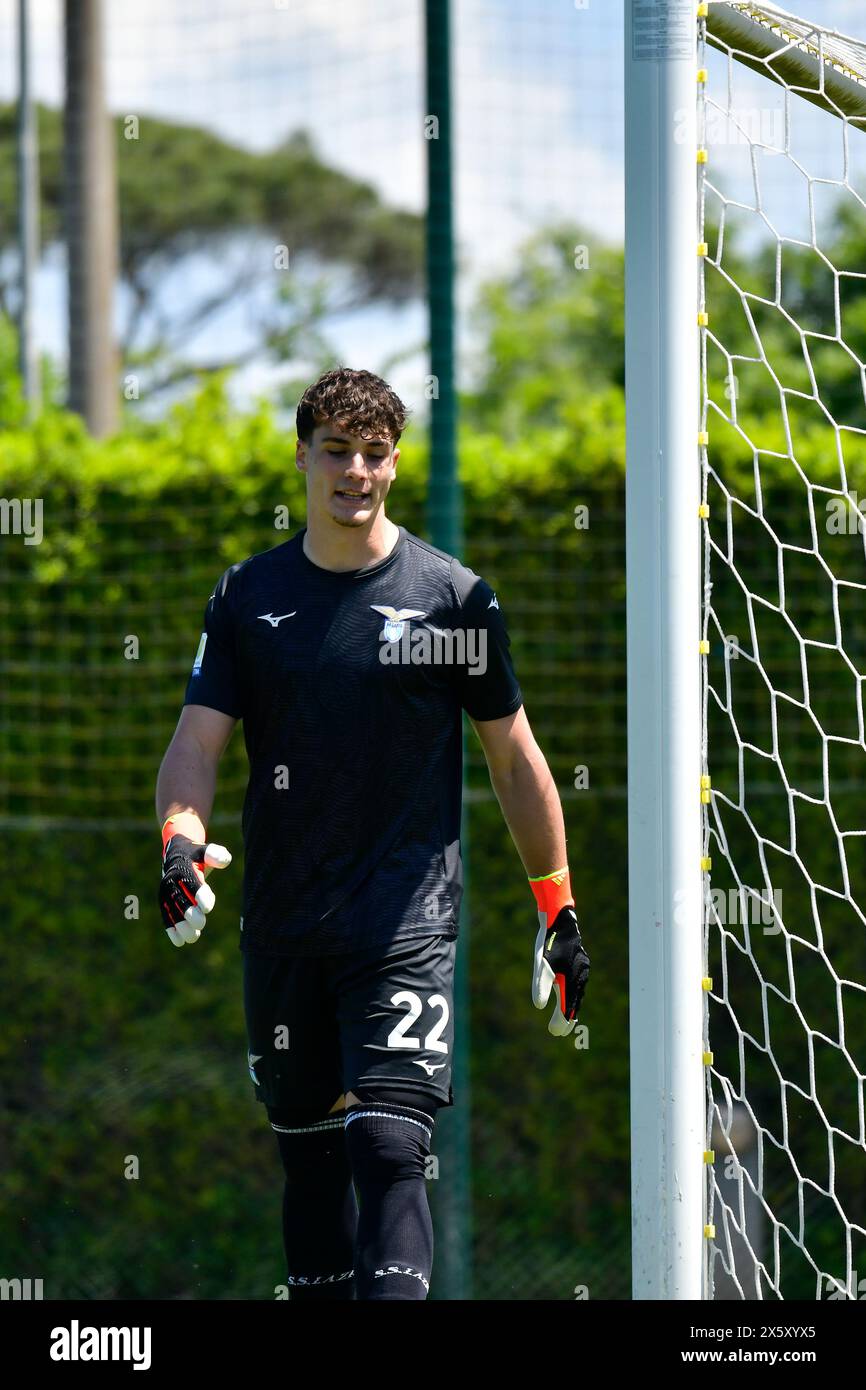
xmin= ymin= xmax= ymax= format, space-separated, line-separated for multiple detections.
xmin=158 ymin=816 xmax=232 ymax=947
xmin=529 ymin=867 xmax=590 ymax=1037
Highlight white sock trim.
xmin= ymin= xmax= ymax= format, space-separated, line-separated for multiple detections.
xmin=343 ymin=1107 xmax=432 ymax=1140
xmin=270 ymin=1116 xmax=346 ymax=1135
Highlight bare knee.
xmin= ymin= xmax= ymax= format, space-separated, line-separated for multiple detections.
xmin=330 ymin=1091 xmax=361 ymax=1113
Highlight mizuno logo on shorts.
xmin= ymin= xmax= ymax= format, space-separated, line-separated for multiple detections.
xmin=412 ymin=1059 xmax=447 ymax=1075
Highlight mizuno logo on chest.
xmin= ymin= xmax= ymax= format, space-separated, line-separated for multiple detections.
xmin=258 ymin=612 xmax=297 ymax=627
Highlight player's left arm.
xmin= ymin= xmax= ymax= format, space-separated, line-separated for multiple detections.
xmin=469 ymin=704 xmax=566 ymax=878
xmin=469 ymin=704 xmax=591 ymax=1039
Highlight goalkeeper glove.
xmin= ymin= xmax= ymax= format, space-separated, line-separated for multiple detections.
xmin=158 ymin=816 xmax=232 ymax=947
xmin=529 ymin=867 xmax=590 ymax=1039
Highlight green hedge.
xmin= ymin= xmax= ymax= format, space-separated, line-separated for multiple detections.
xmin=2 ymin=368 xmax=863 ymax=1298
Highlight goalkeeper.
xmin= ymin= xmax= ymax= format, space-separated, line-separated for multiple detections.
xmin=155 ymin=366 xmax=590 ymax=1301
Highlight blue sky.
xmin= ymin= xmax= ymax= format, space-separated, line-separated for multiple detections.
xmin=0 ymin=0 xmax=864 ymax=416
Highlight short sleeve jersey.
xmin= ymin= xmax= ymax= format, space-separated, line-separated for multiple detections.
xmin=184 ymin=525 xmax=523 ymax=957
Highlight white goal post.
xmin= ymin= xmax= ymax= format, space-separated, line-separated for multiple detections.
xmin=626 ymin=0 xmax=866 ymax=1300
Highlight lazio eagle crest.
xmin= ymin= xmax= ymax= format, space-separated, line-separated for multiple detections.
xmin=370 ymin=604 xmax=427 ymax=642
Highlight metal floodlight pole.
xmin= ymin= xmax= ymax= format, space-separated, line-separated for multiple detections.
xmin=425 ymin=0 xmax=472 ymax=1303
xmin=17 ymin=0 xmax=40 ymax=410
xmin=64 ymin=0 xmax=119 ymax=437
xmin=624 ymin=0 xmax=705 ymax=1300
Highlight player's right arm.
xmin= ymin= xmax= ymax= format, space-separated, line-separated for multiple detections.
xmin=156 ymin=703 xmax=237 ymax=843
xmin=156 ymin=566 xmax=245 ymax=947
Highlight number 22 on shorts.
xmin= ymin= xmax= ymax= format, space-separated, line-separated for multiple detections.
xmin=386 ymin=991 xmax=449 ymax=1053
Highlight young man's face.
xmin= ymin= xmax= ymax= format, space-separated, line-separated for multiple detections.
xmin=296 ymin=421 xmax=399 ymax=529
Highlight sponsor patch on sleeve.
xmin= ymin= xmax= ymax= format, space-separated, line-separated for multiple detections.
xmin=191 ymin=631 xmax=207 ymax=675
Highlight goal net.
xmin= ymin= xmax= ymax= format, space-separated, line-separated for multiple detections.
xmin=699 ymin=0 xmax=866 ymax=1299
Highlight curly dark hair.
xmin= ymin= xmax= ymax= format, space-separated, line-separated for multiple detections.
xmin=295 ymin=366 xmax=410 ymax=447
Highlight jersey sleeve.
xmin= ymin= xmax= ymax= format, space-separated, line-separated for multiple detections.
xmin=183 ymin=568 xmax=243 ymax=719
xmin=450 ymin=562 xmax=523 ymax=721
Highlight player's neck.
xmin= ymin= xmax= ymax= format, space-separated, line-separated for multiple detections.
xmin=302 ymin=511 xmax=400 ymax=573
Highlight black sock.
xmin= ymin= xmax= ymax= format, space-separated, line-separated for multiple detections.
xmin=343 ymin=1101 xmax=435 ymax=1301
xmin=270 ymin=1110 xmax=358 ymax=1301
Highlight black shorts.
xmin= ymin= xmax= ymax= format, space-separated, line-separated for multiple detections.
xmin=241 ymin=933 xmax=456 ymax=1112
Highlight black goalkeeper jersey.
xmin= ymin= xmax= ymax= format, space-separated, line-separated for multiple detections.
xmin=183 ymin=524 xmax=523 ymax=957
